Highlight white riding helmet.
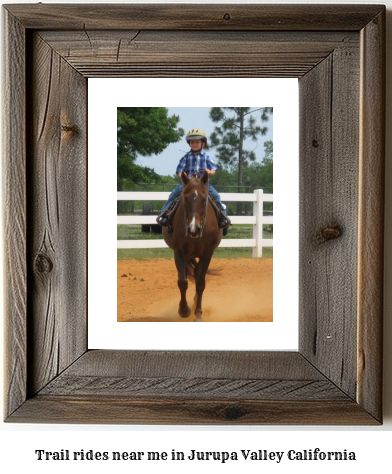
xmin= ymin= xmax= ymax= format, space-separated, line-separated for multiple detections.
xmin=186 ymin=128 xmax=207 ymax=145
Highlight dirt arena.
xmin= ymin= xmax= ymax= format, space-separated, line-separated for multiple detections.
xmin=118 ymin=258 xmax=273 ymax=322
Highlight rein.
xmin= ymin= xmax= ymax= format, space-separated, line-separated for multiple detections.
xmin=182 ymin=182 xmax=209 ymax=238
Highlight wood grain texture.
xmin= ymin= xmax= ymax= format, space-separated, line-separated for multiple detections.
xmin=51 ymin=350 xmax=332 ymax=379
xmin=357 ymin=9 xmax=385 ymax=422
xmin=2 ymin=4 xmax=385 ymax=425
xmin=298 ymin=43 xmax=360 ymax=399
xmin=38 ymin=30 xmax=358 ymax=78
xmin=2 ymin=9 xmax=27 ymax=419
xmin=4 ymin=4 xmax=384 ymax=31
xmin=39 ymin=377 xmax=347 ymax=401
xmin=36 ymin=351 xmax=348 ymax=402
xmin=27 ymin=33 xmax=87 ymax=395
xmin=9 ymin=396 xmax=378 ymax=425
xmin=7 ymin=351 xmax=379 ymax=424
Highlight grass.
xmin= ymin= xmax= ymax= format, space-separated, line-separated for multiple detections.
xmin=118 ymin=224 xmax=164 ymax=240
xmin=117 ymin=224 xmax=273 ymax=260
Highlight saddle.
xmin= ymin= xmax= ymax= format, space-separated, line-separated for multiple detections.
xmin=165 ymin=195 xmax=182 ymax=222
xmin=162 ymin=193 xmax=229 ymax=232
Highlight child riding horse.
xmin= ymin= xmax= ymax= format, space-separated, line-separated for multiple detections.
xmin=157 ymin=127 xmax=230 ymax=230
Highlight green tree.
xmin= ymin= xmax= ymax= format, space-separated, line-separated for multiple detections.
xmin=117 ymin=107 xmax=184 ymax=190
xmin=255 ymin=140 xmax=273 ymax=189
xmin=210 ymin=140 xmax=273 ymax=215
xmin=209 ymin=107 xmax=272 ymax=213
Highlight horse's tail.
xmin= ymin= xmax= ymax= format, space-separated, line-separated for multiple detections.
xmin=186 ymin=258 xmax=197 ymax=283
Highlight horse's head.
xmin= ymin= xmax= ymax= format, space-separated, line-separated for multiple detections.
xmin=181 ymin=172 xmax=209 ymax=238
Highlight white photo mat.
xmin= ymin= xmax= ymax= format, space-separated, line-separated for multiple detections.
xmin=88 ymin=78 xmax=299 ymax=350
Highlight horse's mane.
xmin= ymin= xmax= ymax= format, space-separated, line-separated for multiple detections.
xmin=182 ymin=174 xmax=207 ymax=193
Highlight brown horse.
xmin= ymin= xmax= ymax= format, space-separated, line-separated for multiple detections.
xmin=162 ymin=172 xmax=222 ymax=322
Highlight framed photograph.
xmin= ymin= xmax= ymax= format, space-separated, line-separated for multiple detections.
xmin=89 ymin=82 xmax=298 ymax=350
xmin=3 ymin=4 xmax=385 ymax=424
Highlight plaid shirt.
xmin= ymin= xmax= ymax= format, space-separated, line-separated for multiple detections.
xmin=176 ymin=150 xmax=218 ymax=178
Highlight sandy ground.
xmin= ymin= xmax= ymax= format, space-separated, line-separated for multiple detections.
xmin=118 ymin=258 xmax=273 ymax=322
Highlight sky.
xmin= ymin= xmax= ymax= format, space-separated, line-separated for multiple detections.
xmin=134 ymin=107 xmax=273 ymax=177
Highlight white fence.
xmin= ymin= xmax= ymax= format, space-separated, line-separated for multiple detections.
xmin=117 ymin=190 xmax=273 ymax=257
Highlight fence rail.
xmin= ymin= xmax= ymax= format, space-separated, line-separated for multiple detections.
xmin=117 ymin=190 xmax=273 ymax=257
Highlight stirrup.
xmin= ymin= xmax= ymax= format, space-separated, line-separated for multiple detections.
xmin=218 ymin=215 xmax=231 ymax=229
xmin=157 ymin=215 xmax=170 ymax=227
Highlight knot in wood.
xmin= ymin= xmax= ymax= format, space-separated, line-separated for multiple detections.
xmin=223 ymin=12 xmax=231 ymax=21
xmin=223 ymin=405 xmax=244 ymax=420
xmin=312 ymin=139 xmax=319 ymax=148
xmin=61 ymin=124 xmax=78 ymax=134
xmin=315 ymin=225 xmax=342 ymax=245
xmin=34 ymin=252 xmax=53 ymax=274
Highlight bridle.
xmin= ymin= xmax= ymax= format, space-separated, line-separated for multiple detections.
xmin=182 ymin=180 xmax=209 ymax=238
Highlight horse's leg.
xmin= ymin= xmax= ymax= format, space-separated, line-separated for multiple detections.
xmin=193 ymin=250 xmax=213 ymax=322
xmin=174 ymin=249 xmax=191 ymax=318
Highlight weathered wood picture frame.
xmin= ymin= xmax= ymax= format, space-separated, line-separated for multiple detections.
xmin=3 ymin=4 xmax=385 ymax=424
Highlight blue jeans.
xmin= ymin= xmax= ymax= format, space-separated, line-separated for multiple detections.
xmin=160 ymin=183 xmax=225 ymax=215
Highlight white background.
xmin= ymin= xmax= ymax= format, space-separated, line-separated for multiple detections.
xmin=1 ymin=0 xmax=391 ymax=473
xmin=88 ymin=78 xmax=299 ymax=350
